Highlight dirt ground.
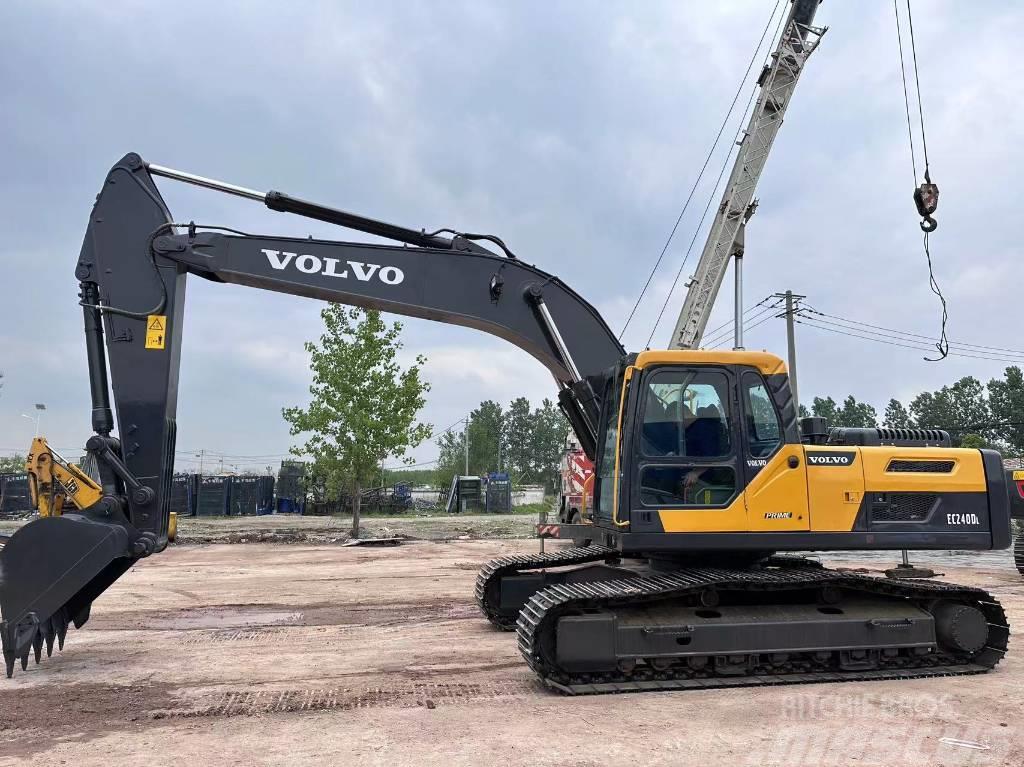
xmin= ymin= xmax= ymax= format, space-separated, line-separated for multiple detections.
xmin=1 ymin=540 xmax=1022 ymax=767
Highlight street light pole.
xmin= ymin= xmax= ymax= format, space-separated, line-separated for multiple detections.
xmin=19 ymin=407 xmax=43 ymax=436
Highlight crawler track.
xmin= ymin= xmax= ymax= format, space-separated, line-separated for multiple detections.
xmin=515 ymin=565 xmax=1008 ymax=694
xmin=1015 ymin=531 xmax=1024 ymax=576
xmin=475 ymin=546 xmax=618 ymax=629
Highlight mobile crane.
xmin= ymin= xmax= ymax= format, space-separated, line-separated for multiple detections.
xmin=1 ymin=154 xmax=1020 ymax=693
xmin=668 ymin=0 xmax=824 ymax=350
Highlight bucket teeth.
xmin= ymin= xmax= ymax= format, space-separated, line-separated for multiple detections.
xmin=1 ymin=607 xmax=76 ymax=677
xmin=41 ymin=620 xmax=55 ymax=658
xmin=32 ymin=630 xmax=43 ymax=665
xmin=56 ymin=611 xmax=68 ymax=652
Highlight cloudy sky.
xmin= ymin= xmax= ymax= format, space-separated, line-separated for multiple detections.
xmin=1 ymin=0 xmax=1021 ymax=473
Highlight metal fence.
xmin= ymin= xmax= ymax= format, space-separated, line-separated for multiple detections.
xmin=0 ymin=473 xmax=31 ymax=517
xmin=169 ymin=473 xmax=275 ymax=517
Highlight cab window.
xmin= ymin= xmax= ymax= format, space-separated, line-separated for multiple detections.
xmin=596 ymin=374 xmax=622 ymax=517
xmin=641 ymin=370 xmax=731 ymax=458
xmin=743 ymin=372 xmax=782 ymax=458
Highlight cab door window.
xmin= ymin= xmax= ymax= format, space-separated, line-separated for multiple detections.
xmin=743 ymin=372 xmax=782 ymax=459
xmin=639 ymin=369 xmax=736 ymax=507
xmin=641 ymin=370 xmax=731 ymax=458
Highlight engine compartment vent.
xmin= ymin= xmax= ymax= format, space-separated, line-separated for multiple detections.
xmin=828 ymin=427 xmax=951 ymax=448
xmin=886 ymin=459 xmax=955 ymax=473
xmin=870 ymin=492 xmax=939 ymax=522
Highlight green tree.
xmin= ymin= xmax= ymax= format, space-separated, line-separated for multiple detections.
xmin=883 ymin=399 xmax=914 ymax=429
xmin=528 ymin=398 xmax=570 ymax=492
xmin=381 ymin=467 xmax=438 ymax=486
xmin=0 ymin=454 xmax=25 ymax=474
xmin=467 ymin=400 xmax=504 ymax=475
xmin=958 ymin=433 xmax=991 ymax=449
xmin=436 ymin=428 xmax=465 ymax=489
xmin=798 ymin=403 xmax=810 ymax=419
xmin=811 ymin=396 xmax=840 ymax=425
xmin=837 ymin=395 xmax=878 ymax=428
xmin=987 ymin=366 xmax=1024 ymax=454
xmin=502 ymin=397 xmax=534 ymax=482
xmin=282 ymin=307 xmax=431 ymax=537
xmin=910 ymin=376 xmax=991 ymax=445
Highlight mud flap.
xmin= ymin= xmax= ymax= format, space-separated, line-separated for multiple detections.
xmin=0 ymin=514 xmax=136 ymax=676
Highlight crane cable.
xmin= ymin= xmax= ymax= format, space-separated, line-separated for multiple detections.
xmin=617 ymin=0 xmax=785 ymax=341
xmin=894 ymin=0 xmax=948 ymax=361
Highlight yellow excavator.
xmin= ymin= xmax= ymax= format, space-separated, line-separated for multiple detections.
xmin=22 ymin=438 xmax=177 ymax=539
xmin=24 ymin=438 xmax=103 ymax=518
xmin=1 ymin=153 xmax=1021 ymax=690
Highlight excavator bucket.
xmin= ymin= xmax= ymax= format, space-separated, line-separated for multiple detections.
xmin=0 ymin=515 xmax=135 ymax=676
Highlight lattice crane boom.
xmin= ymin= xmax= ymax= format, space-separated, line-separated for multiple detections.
xmin=668 ymin=0 xmax=825 ymax=350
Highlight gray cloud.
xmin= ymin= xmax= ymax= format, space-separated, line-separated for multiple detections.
xmin=1 ymin=0 xmax=1021 ymax=470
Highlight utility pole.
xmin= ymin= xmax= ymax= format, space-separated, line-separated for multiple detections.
xmin=464 ymin=415 xmax=470 ymax=476
xmin=773 ymin=291 xmax=805 ymax=414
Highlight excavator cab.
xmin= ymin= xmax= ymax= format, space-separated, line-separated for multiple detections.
xmin=590 ymin=352 xmax=803 ymax=543
xmin=584 ymin=350 xmax=1012 ymax=559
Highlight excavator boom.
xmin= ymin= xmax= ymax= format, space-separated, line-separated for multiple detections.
xmin=0 ymin=153 xmax=624 ymax=675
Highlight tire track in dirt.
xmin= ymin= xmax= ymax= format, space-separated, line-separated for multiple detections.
xmin=89 ymin=600 xmax=483 ymax=632
xmin=179 ymin=679 xmax=541 ymax=718
xmin=0 ymin=675 xmax=541 ymax=759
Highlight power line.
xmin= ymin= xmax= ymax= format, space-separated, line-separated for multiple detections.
xmin=703 ymin=306 xmax=777 ymax=349
xmin=706 ymin=310 xmax=779 ymax=350
xmin=802 ymin=307 xmax=1024 ymax=358
xmin=382 ymin=459 xmax=439 ymax=471
xmin=699 ymin=295 xmax=774 ymax=346
xmin=433 ymin=415 xmax=468 ymax=445
xmin=795 ymin=318 xmax=1024 ymax=365
xmin=618 ymin=0 xmax=785 ymax=339
xmin=701 ymin=297 xmax=783 ymax=348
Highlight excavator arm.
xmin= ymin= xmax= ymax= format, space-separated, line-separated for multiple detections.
xmin=0 ymin=153 xmax=625 ymax=675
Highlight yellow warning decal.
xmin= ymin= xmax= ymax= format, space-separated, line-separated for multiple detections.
xmin=145 ymin=315 xmax=166 ymax=350
xmin=1013 ymin=470 xmax=1024 ymax=482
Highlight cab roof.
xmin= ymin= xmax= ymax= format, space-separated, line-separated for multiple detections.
xmin=634 ymin=349 xmax=788 ymax=376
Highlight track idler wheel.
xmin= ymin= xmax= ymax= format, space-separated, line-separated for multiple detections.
xmin=0 ymin=514 xmax=137 ymax=677
xmin=933 ymin=602 xmax=988 ymax=655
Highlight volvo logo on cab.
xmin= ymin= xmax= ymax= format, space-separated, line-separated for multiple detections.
xmin=262 ymin=249 xmax=405 ymax=285
xmin=807 ymin=452 xmax=856 ymax=467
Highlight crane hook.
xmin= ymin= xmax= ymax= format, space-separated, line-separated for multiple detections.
xmin=913 ymin=172 xmax=939 ymax=232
